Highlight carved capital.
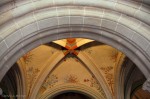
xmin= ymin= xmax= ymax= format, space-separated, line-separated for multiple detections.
xmin=142 ymin=78 xmax=150 ymax=92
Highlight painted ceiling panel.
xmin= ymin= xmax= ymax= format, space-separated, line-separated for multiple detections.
xmin=16 ymin=38 xmax=125 ymax=99
xmin=38 ymin=56 xmax=106 ymax=99
xmin=81 ymin=42 xmax=124 ymax=95
xmin=17 ymin=45 xmax=61 ymax=95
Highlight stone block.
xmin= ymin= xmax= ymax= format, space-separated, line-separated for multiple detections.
xmin=38 ymin=17 xmax=58 ymax=30
xmin=132 ymin=33 xmax=149 ymax=51
xmin=101 ymin=19 xmax=117 ymax=30
xmin=70 ymin=16 xmax=83 ymax=25
xmin=0 ymin=41 xmax=8 ymax=57
xmin=84 ymin=17 xmax=101 ymax=27
xmin=21 ymin=22 xmax=38 ymax=37
xmin=5 ymin=30 xmax=22 ymax=47
xmin=116 ymin=24 xmax=134 ymax=39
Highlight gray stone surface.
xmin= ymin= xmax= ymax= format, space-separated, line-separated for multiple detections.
xmin=4 ymin=49 xmax=24 ymax=72
xmin=4 ymin=44 xmax=23 ymax=63
xmin=5 ymin=30 xmax=22 ymax=47
xmin=21 ymin=22 xmax=38 ymax=37
xmin=41 ymin=35 xmax=58 ymax=44
xmin=23 ymin=40 xmax=42 ymax=53
xmin=58 ymin=16 xmax=69 ymax=25
xmin=54 ymin=0 xmax=74 ymax=5
xmin=0 ymin=0 xmax=150 ymax=92
xmin=116 ymin=24 xmax=134 ymax=39
xmin=15 ymin=0 xmax=32 ymax=7
xmin=146 ymin=45 xmax=150 ymax=56
xmin=143 ymin=78 xmax=150 ymax=92
xmin=70 ymin=16 xmax=83 ymax=25
xmin=0 ymin=37 xmax=3 ymax=42
xmin=0 ymin=41 xmax=8 ymax=57
xmin=134 ymin=10 xmax=150 ymax=25
xmin=132 ymin=34 xmax=149 ymax=51
xmin=57 ymin=33 xmax=72 ymax=40
xmin=57 ymin=7 xmax=69 ymax=16
xmin=84 ymin=17 xmax=101 ymax=27
xmin=38 ymin=17 xmax=58 ymax=30
xmin=0 ymin=57 xmax=6 ymax=70
xmin=101 ymin=19 xmax=117 ymax=30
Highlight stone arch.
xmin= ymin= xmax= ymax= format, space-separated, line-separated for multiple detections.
xmin=0 ymin=0 xmax=150 ymax=94
xmin=39 ymin=83 xmax=104 ymax=99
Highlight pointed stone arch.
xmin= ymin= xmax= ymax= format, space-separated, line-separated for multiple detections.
xmin=0 ymin=0 xmax=150 ymax=96
xmin=39 ymin=83 xmax=104 ymax=99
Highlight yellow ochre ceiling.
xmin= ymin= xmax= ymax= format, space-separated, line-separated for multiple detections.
xmin=17 ymin=38 xmax=125 ymax=99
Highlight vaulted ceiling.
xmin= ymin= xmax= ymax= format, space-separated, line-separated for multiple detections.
xmin=0 ymin=0 xmax=150 ymax=99
xmin=0 ymin=38 xmax=150 ymax=99
xmin=16 ymin=38 xmax=125 ymax=99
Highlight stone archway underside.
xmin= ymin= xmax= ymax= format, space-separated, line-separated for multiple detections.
xmin=39 ymin=83 xmax=104 ymax=99
xmin=0 ymin=0 xmax=150 ymax=95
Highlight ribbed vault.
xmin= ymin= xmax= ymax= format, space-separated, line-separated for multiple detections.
xmin=0 ymin=0 xmax=150 ymax=99
xmin=16 ymin=39 xmax=124 ymax=99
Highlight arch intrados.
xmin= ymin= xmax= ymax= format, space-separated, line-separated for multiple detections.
xmin=39 ymin=84 xmax=103 ymax=99
xmin=0 ymin=0 xmax=149 ymax=26
xmin=0 ymin=4 xmax=150 ymax=70
xmin=50 ymin=90 xmax=94 ymax=99
xmin=0 ymin=25 xmax=149 ymax=81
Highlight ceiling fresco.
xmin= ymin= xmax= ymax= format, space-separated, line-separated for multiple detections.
xmin=17 ymin=38 xmax=125 ymax=99
xmin=38 ymin=56 xmax=106 ymax=99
